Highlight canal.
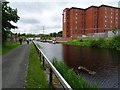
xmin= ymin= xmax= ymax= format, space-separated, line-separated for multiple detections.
xmin=35 ymin=41 xmax=119 ymax=88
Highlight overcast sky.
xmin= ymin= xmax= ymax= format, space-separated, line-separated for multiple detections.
xmin=7 ymin=0 xmax=120 ymax=34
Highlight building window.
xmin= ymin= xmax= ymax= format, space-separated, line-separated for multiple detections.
xmin=111 ymin=21 xmax=112 ymax=23
xmin=75 ymin=21 xmax=77 ymax=24
xmin=64 ymin=11 xmax=66 ymax=23
xmin=75 ymin=26 xmax=78 ymax=29
xmin=105 ymin=16 xmax=107 ymax=18
xmin=75 ymin=17 xmax=77 ymax=20
xmin=111 ymin=12 xmax=112 ymax=15
xmin=111 ymin=16 xmax=112 ymax=19
xmin=105 ymin=20 xmax=107 ymax=22
xmin=105 ymin=25 xmax=106 ymax=28
xmin=76 ymin=13 xmax=78 ymax=16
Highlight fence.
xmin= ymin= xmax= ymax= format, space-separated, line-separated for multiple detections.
xmin=83 ymin=30 xmax=120 ymax=38
xmin=33 ymin=41 xmax=72 ymax=90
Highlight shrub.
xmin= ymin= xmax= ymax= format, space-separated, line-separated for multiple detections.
xmin=108 ymin=36 xmax=120 ymax=50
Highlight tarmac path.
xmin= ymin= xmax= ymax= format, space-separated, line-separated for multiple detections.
xmin=2 ymin=44 xmax=29 ymax=88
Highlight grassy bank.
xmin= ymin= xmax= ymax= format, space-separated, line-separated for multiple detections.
xmin=62 ymin=36 xmax=120 ymax=51
xmin=25 ymin=44 xmax=49 ymax=88
xmin=53 ymin=60 xmax=97 ymax=89
xmin=2 ymin=42 xmax=20 ymax=55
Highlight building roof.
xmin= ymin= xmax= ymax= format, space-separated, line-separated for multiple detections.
xmin=64 ymin=4 xmax=120 ymax=11
xmin=85 ymin=5 xmax=98 ymax=10
xmin=70 ymin=7 xmax=84 ymax=10
xmin=99 ymin=4 xmax=120 ymax=9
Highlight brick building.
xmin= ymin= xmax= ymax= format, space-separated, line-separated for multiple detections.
xmin=62 ymin=5 xmax=120 ymax=38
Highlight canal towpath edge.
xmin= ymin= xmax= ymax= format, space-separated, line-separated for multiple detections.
xmin=2 ymin=44 xmax=29 ymax=88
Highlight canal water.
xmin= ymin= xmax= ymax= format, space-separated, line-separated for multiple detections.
xmin=35 ymin=41 xmax=119 ymax=88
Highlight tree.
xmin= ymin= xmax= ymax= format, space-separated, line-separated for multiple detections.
xmin=112 ymin=27 xmax=117 ymax=35
xmin=57 ymin=31 xmax=62 ymax=37
xmin=2 ymin=2 xmax=20 ymax=44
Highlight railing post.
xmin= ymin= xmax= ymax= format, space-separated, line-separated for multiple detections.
xmin=39 ymin=51 xmax=41 ymax=59
xmin=42 ymin=56 xmax=45 ymax=68
xmin=49 ymin=67 xmax=53 ymax=85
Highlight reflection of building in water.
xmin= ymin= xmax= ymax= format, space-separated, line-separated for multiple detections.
xmin=62 ymin=44 xmax=111 ymax=71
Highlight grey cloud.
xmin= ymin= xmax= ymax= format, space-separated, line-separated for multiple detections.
xmin=20 ymin=17 xmax=40 ymax=24
xmin=10 ymin=2 xmax=68 ymax=15
xmin=10 ymin=2 xmax=59 ymax=13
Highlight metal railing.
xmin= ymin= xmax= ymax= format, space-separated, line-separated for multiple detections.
xmin=33 ymin=41 xmax=72 ymax=90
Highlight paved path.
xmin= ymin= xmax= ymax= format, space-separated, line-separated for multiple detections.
xmin=2 ymin=44 xmax=29 ymax=88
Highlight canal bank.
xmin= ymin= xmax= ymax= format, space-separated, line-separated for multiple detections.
xmin=35 ymin=41 xmax=119 ymax=88
xmin=61 ymin=36 xmax=120 ymax=51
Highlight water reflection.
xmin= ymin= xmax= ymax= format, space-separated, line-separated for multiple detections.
xmin=63 ymin=44 xmax=118 ymax=72
xmin=35 ymin=41 xmax=119 ymax=88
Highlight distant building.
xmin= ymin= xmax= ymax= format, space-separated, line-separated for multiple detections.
xmin=62 ymin=5 xmax=120 ymax=38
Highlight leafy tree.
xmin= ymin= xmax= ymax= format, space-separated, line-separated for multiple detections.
xmin=49 ymin=31 xmax=62 ymax=37
xmin=57 ymin=31 xmax=62 ymax=37
xmin=2 ymin=2 xmax=20 ymax=44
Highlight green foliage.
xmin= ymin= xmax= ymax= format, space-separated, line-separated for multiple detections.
xmin=108 ymin=36 xmax=120 ymax=51
xmin=2 ymin=41 xmax=19 ymax=55
xmin=62 ymin=36 xmax=120 ymax=51
xmin=54 ymin=60 xmax=97 ymax=89
xmin=25 ymin=44 xmax=49 ymax=88
xmin=57 ymin=31 xmax=62 ymax=37
xmin=90 ymin=38 xmax=105 ymax=48
xmin=2 ymin=2 xmax=20 ymax=44
xmin=49 ymin=31 xmax=62 ymax=37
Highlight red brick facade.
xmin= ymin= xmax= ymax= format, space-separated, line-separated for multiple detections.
xmin=63 ymin=5 xmax=120 ymax=38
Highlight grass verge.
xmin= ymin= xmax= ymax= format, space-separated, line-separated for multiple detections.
xmin=25 ymin=43 xmax=49 ymax=88
xmin=62 ymin=36 xmax=120 ymax=51
xmin=2 ymin=42 xmax=20 ymax=55
xmin=54 ymin=60 xmax=97 ymax=89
